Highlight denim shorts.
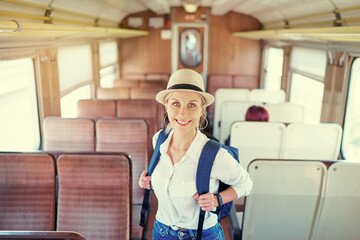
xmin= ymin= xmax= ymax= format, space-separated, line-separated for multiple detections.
xmin=152 ymin=219 xmax=225 ymax=240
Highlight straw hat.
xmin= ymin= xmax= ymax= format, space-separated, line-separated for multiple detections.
xmin=155 ymin=69 xmax=215 ymax=107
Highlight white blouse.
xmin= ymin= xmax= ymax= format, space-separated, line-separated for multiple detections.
xmin=151 ymin=129 xmax=253 ymax=230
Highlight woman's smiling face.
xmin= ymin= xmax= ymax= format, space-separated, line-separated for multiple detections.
xmin=165 ymin=91 xmax=205 ymax=132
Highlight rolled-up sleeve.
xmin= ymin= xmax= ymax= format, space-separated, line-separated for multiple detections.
xmin=212 ymin=148 xmax=253 ymax=198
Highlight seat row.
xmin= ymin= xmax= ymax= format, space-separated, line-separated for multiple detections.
xmin=206 ymin=74 xmax=258 ymax=97
xmin=42 ymin=117 xmax=150 ymax=239
xmin=113 ymin=79 xmax=167 ymax=89
xmin=241 ymin=159 xmax=360 ymax=240
xmin=228 ymin=121 xmax=342 ymax=170
xmin=121 ymin=72 xmax=170 ymax=81
xmin=96 ymin=87 xmax=161 ymax=100
xmin=211 ymin=88 xmax=286 ymax=131
xmin=216 ymin=101 xmax=304 ymax=142
xmin=77 ymin=99 xmax=164 ymax=143
xmin=0 ymin=152 xmax=131 ymax=240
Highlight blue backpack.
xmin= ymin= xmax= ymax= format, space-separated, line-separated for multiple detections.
xmin=140 ymin=129 xmax=239 ymax=240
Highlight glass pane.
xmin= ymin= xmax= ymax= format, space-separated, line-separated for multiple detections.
xmin=180 ymin=28 xmax=202 ymax=67
xmin=290 ymin=73 xmax=324 ymax=123
xmin=0 ymin=58 xmax=40 ymax=151
xmin=264 ymin=47 xmax=283 ymax=90
xmin=58 ymin=45 xmax=93 ymax=92
xmin=99 ymin=41 xmax=118 ymax=67
xmin=290 ymin=47 xmax=327 ymax=78
xmin=100 ymin=65 xmax=117 ymax=88
xmin=342 ymin=58 xmax=360 ymax=161
xmin=61 ymin=85 xmax=91 ymax=118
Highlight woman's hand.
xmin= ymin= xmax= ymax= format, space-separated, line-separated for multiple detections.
xmin=139 ymin=170 xmax=152 ymax=190
xmin=193 ymin=192 xmax=219 ymax=211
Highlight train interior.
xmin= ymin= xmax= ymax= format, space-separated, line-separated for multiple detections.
xmin=0 ymin=0 xmax=360 ymax=239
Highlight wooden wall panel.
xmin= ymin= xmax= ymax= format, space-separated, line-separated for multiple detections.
xmin=209 ymin=12 xmax=262 ymax=76
xmin=120 ymin=11 xmax=171 ymax=76
xmin=120 ymin=10 xmax=262 ymax=84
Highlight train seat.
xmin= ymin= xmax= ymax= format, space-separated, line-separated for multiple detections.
xmin=0 ymin=231 xmax=85 ymax=240
xmin=242 ymin=159 xmax=327 ymax=240
xmin=56 ymin=153 xmax=131 ymax=240
xmin=43 ymin=117 xmax=95 ymax=152
xmin=213 ymin=88 xmax=250 ymax=139
xmin=139 ymin=80 xmax=167 ymax=89
xmin=113 ymin=79 xmax=140 ymax=88
xmin=116 ymin=99 xmax=159 ymax=153
xmin=207 ymin=74 xmax=233 ymax=97
xmin=282 ymin=123 xmax=342 ymax=160
xmin=0 ymin=153 xmax=56 ymax=231
xmin=130 ymin=87 xmax=160 ymax=100
xmin=232 ymin=75 xmax=258 ymax=89
xmin=95 ymin=119 xmax=148 ymax=239
xmin=145 ymin=73 xmax=170 ymax=81
xmin=96 ymin=87 xmax=130 ymax=100
xmin=77 ymin=99 xmax=116 ymax=120
xmin=230 ymin=122 xmax=286 ymax=170
xmin=312 ymin=162 xmax=360 ymax=240
xmin=264 ymin=102 xmax=304 ymax=123
xmin=122 ymin=73 xmax=146 ymax=81
xmin=248 ymin=89 xmax=286 ymax=103
xmin=219 ymin=101 xmax=263 ymax=144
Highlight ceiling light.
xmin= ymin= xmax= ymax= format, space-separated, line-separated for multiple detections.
xmin=182 ymin=0 xmax=200 ymax=13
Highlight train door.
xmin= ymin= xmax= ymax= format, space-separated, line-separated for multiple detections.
xmin=171 ymin=23 xmax=209 ymax=84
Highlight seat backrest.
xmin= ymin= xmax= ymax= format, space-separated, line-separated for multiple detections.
xmin=264 ymin=102 xmax=304 ymax=123
xmin=242 ymin=160 xmax=326 ymax=240
xmin=113 ymin=79 xmax=140 ymax=88
xmin=219 ymin=101 xmax=263 ymax=144
xmin=0 ymin=231 xmax=86 ymax=240
xmin=123 ymin=73 xmax=145 ymax=81
xmin=206 ymin=75 xmax=233 ymax=124
xmin=116 ymin=99 xmax=159 ymax=156
xmin=0 ymin=153 xmax=55 ymax=231
xmin=230 ymin=121 xmax=285 ymax=170
xmin=139 ymin=80 xmax=167 ymax=89
xmin=207 ymin=74 xmax=232 ymax=97
xmin=96 ymin=87 xmax=130 ymax=99
xmin=213 ymin=88 xmax=250 ymax=139
xmin=56 ymin=154 xmax=131 ymax=240
xmin=312 ymin=162 xmax=360 ymax=240
xmin=130 ymin=87 xmax=160 ymax=100
xmin=116 ymin=99 xmax=159 ymax=135
xmin=95 ymin=119 xmax=148 ymax=204
xmin=43 ymin=117 xmax=95 ymax=152
xmin=248 ymin=89 xmax=286 ymax=103
xmin=77 ymin=99 xmax=116 ymax=119
xmin=282 ymin=123 xmax=342 ymax=160
xmin=232 ymin=75 xmax=257 ymax=89
xmin=145 ymin=73 xmax=170 ymax=81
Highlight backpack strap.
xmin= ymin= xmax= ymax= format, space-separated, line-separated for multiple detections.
xmin=196 ymin=139 xmax=221 ymax=240
xmin=140 ymin=129 xmax=168 ymax=227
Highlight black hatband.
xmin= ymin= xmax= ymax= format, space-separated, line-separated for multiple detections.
xmin=167 ymin=84 xmax=203 ymax=92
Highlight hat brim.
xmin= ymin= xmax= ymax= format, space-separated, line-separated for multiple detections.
xmin=156 ymin=89 xmax=215 ymax=107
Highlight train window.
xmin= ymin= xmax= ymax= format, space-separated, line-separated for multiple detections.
xmin=60 ymin=85 xmax=91 ymax=118
xmin=58 ymin=45 xmax=92 ymax=118
xmin=289 ymin=47 xmax=327 ymax=123
xmin=342 ymin=58 xmax=360 ymax=160
xmin=264 ymin=47 xmax=283 ymax=90
xmin=0 ymin=58 xmax=40 ymax=151
xmin=180 ymin=29 xmax=202 ymax=67
xmin=99 ymin=42 xmax=118 ymax=88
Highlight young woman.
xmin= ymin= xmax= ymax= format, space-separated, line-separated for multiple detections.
xmin=139 ymin=69 xmax=253 ymax=240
